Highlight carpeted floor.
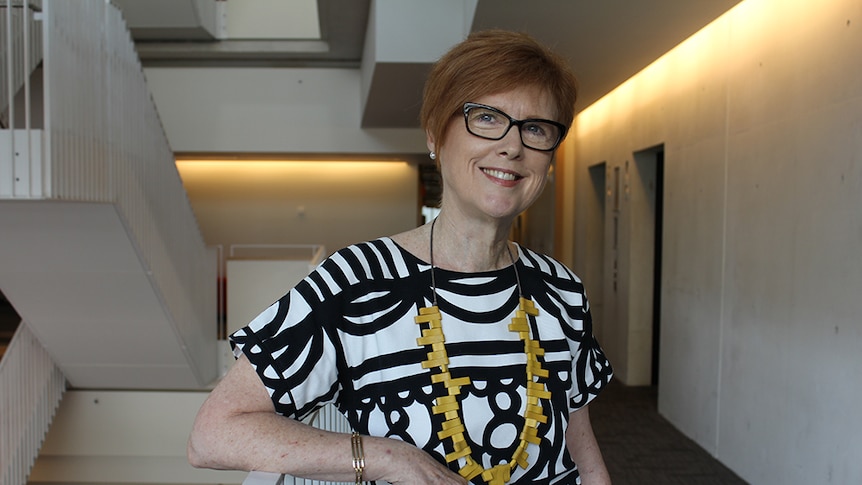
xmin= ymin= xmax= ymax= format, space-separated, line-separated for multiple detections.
xmin=590 ymin=380 xmax=748 ymax=485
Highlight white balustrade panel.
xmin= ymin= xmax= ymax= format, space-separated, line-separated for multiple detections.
xmin=0 ymin=323 xmax=66 ymax=485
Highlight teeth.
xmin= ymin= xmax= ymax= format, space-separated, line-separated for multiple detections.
xmin=483 ymin=168 xmax=517 ymax=181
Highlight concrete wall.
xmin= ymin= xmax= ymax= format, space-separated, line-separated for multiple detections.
xmin=32 ymin=391 xmax=247 ymax=484
xmin=175 ymin=159 xmax=420 ymax=259
xmin=143 ymin=67 xmax=427 ymax=154
xmin=145 ymin=68 xmax=426 ymax=255
xmin=565 ymin=0 xmax=862 ymax=483
xmin=226 ymin=259 xmax=313 ymax=336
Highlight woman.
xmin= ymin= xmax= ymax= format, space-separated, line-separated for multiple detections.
xmin=188 ymin=30 xmax=613 ymax=485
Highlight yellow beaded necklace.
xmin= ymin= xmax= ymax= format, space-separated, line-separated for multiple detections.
xmin=413 ymin=219 xmax=550 ymax=484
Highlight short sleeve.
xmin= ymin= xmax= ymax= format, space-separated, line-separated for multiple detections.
xmin=568 ymin=296 xmax=613 ymax=410
xmin=230 ymin=275 xmax=342 ymax=420
xmin=515 ymin=245 xmax=613 ymax=412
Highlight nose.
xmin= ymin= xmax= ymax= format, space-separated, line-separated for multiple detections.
xmin=497 ymin=123 xmax=525 ymax=160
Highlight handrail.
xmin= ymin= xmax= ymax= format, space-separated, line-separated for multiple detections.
xmin=228 ymin=243 xmax=327 ymax=266
xmin=218 ymin=243 xmax=326 ymax=338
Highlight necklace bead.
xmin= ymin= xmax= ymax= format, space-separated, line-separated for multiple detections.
xmin=422 ymin=217 xmax=550 ymax=484
xmin=415 ymin=298 xmax=549 ymax=484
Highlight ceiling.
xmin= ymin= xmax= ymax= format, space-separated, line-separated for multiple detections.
xmin=114 ymin=0 xmax=744 ymax=127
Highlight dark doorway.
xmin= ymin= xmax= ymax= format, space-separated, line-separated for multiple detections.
xmin=651 ymin=150 xmax=664 ymax=386
xmin=586 ymin=163 xmax=608 ymax=344
xmin=633 ymin=145 xmax=664 ymax=387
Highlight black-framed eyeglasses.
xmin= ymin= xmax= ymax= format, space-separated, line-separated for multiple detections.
xmin=462 ymin=102 xmax=566 ymax=152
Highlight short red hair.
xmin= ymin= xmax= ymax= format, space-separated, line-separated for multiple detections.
xmin=420 ymin=30 xmax=578 ymax=148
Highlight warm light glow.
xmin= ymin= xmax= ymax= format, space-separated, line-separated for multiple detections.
xmin=176 ymin=160 xmax=407 ymax=170
xmin=174 ymin=159 xmax=413 ymax=198
xmin=173 ymin=159 xmax=419 ymax=251
xmin=176 ymin=159 xmax=409 ymax=178
xmin=576 ymin=0 xmax=753 ymax=138
xmin=177 ymin=159 xmax=407 ymax=172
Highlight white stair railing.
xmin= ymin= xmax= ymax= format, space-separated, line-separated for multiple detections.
xmin=0 ymin=5 xmax=61 ymax=484
xmin=39 ymin=0 xmax=217 ymax=386
xmin=0 ymin=0 xmax=217 ymax=381
xmin=0 ymin=0 xmax=44 ymax=199
xmin=0 ymin=322 xmax=66 ymax=485
xmin=0 ymin=0 xmax=43 ymax=123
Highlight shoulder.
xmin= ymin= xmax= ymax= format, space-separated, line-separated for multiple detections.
xmin=516 ymin=244 xmax=582 ymax=283
xmin=516 ymin=245 xmax=589 ymax=309
xmin=318 ymin=237 xmax=426 ymax=281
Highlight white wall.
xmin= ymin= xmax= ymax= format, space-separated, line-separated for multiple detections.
xmin=143 ymin=67 xmax=426 ymax=154
xmin=175 ymin=160 xmax=420 ymax=256
xmin=146 ymin=68 xmax=426 ymax=255
xmin=227 ymin=259 xmax=312 ymax=336
xmin=566 ymin=0 xmax=862 ymax=483
xmin=370 ymin=0 xmax=472 ymax=62
xmin=31 ymin=391 xmax=247 ymax=484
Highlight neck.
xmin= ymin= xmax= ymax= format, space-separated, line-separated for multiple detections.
xmin=429 ymin=213 xmax=514 ymax=272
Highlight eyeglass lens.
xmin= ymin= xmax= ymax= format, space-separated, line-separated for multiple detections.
xmin=464 ymin=103 xmax=562 ymax=151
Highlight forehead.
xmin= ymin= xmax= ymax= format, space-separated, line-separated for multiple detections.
xmin=470 ymin=86 xmax=557 ymax=120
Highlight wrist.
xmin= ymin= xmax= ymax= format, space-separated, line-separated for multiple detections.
xmin=351 ymin=432 xmax=365 ymax=484
xmin=353 ymin=435 xmax=414 ymax=483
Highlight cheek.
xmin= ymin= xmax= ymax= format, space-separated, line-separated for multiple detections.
xmin=525 ymin=163 xmax=553 ymax=196
xmin=534 ymin=161 xmax=553 ymax=184
xmin=530 ymin=176 xmax=549 ymax=199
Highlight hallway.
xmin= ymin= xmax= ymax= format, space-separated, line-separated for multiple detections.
xmin=591 ymin=381 xmax=747 ymax=484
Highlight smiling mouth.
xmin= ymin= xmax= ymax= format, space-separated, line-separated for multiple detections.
xmin=481 ymin=168 xmax=522 ymax=181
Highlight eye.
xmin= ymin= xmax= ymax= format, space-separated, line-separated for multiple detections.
xmin=470 ymin=108 xmax=506 ymax=126
xmin=523 ymin=122 xmax=550 ymax=139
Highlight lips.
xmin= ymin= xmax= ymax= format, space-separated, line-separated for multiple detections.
xmin=481 ymin=168 xmax=522 ymax=181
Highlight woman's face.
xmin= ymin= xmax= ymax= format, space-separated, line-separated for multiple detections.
xmin=429 ymin=86 xmax=557 ymax=224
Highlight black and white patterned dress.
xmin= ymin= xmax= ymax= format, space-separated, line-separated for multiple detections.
xmin=231 ymin=237 xmax=613 ymax=484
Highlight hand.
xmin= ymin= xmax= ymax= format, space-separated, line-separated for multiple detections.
xmin=366 ymin=436 xmax=468 ymax=484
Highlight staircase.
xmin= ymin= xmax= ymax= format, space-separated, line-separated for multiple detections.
xmin=1 ymin=1 xmax=220 ymax=483
xmin=1 ymin=0 xmax=218 ymax=391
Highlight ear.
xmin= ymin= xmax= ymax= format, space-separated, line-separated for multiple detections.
xmin=426 ymin=130 xmax=436 ymax=155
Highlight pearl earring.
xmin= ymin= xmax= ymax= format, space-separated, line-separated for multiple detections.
xmin=429 ymin=151 xmax=436 ymax=160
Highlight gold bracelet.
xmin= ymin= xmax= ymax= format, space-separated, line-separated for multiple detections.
xmin=351 ymin=431 xmax=365 ymax=484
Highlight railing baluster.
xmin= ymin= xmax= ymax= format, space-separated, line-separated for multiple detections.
xmin=0 ymin=323 xmax=66 ymax=485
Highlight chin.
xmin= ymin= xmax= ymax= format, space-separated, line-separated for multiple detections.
xmin=480 ymin=205 xmax=524 ymax=222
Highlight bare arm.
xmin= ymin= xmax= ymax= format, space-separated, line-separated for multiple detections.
xmin=187 ymin=354 xmax=465 ymax=484
xmin=566 ymin=405 xmax=612 ymax=485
